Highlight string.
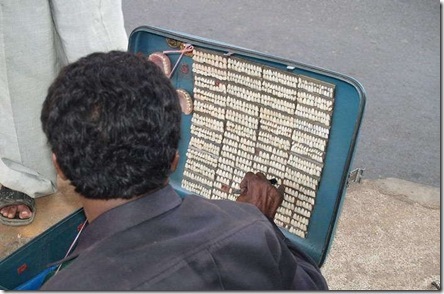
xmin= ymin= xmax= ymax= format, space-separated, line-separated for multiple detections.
xmin=163 ymin=44 xmax=194 ymax=79
xmin=54 ymin=219 xmax=88 ymax=275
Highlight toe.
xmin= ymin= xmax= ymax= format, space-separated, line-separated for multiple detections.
xmin=17 ymin=204 xmax=32 ymax=219
xmin=7 ymin=205 xmax=17 ymax=219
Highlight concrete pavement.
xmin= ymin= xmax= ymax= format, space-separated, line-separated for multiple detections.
xmin=322 ymin=179 xmax=440 ymax=290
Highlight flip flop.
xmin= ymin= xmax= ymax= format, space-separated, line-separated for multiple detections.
xmin=0 ymin=186 xmax=35 ymax=226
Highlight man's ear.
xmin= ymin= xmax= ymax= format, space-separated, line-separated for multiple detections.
xmin=52 ymin=153 xmax=68 ymax=180
xmin=170 ymin=151 xmax=180 ymax=172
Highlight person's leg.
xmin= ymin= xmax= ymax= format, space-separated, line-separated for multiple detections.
xmin=0 ymin=0 xmax=59 ymax=224
xmin=0 ymin=0 xmax=128 ymax=225
xmin=50 ymin=0 xmax=128 ymax=63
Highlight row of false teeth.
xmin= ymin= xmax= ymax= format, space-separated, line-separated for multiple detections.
xmin=226 ymin=121 xmax=257 ymax=139
xmin=268 ymin=160 xmax=286 ymax=173
xmin=275 ymin=214 xmax=294 ymax=228
xmin=256 ymin=142 xmax=288 ymax=158
xmin=252 ymin=161 xmax=268 ymax=173
xmin=253 ymin=154 xmax=271 ymax=167
xmin=261 ymin=108 xmax=295 ymax=125
xmin=258 ymin=131 xmax=291 ymax=150
xmin=227 ymin=84 xmax=261 ymax=102
xmin=226 ymin=96 xmax=259 ymax=116
xmin=298 ymin=91 xmax=334 ymax=111
xmin=227 ymin=71 xmax=262 ymax=90
xmin=289 ymin=219 xmax=308 ymax=232
xmin=221 ymin=144 xmax=237 ymax=156
xmin=240 ymin=137 xmax=255 ymax=148
xmin=215 ymin=175 xmax=230 ymax=186
xmin=297 ymin=192 xmax=316 ymax=205
xmin=294 ymin=119 xmax=330 ymax=139
xmin=224 ymin=131 xmax=240 ymax=142
xmin=218 ymin=162 xmax=234 ymax=174
xmin=189 ymin=137 xmax=220 ymax=156
xmin=212 ymin=189 xmax=228 ymax=200
xmin=219 ymin=156 xmax=235 ymax=169
xmin=195 ymin=78 xmax=226 ymax=93
xmin=288 ymin=154 xmax=323 ymax=177
xmin=193 ymin=50 xmax=228 ymax=68
xmin=221 ymin=150 xmax=236 ymax=162
xmin=228 ymin=59 xmax=262 ymax=77
xmin=194 ymin=90 xmax=226 ymax=107
xmin=292 ymin=213 xmax=310 ymax=226
xmin=226 ymin=110 xmax=258 ymax=129
xmin=194 ymin=100 xmax=225 ymax=119
xmin=277 ymin=206 xmax=294 ymax=217
xmin=191 ymin=125 xmax=223 ymax=143
xmin=239 ymin=144 xmax=256 ymax=156
xmin=294 ymin=206 xmax=312 ymax=218
xmin=260 ymin=113 xmax=294 ymax=130
xmin=289 ymin=226 xmax=307 ymax=239
xmin=263 ymin=68 xmax=298 ymax=87
xmin=216 ymin=168 xmax=232 ymax=180
xmin=193 ymin=63 xmax=227 ymax=80
xmin=292 ymin=130 xmax=327 ymax=152
xmin=262 ymin=81 xmax=297 ymax=99
xmin=236 ymin=161 xmax=252 ymax=174
xmin=261 ymin=95 xmax=296 ymax=113
xmin=281 ymin=199 xmax=295 ymax=211
xmin=260 ymin=123 xmax=293 ymax=138
xmin=298 ymin=78 xmax=334 ymax=98
xmin=183 ymin=170 xmax=214 ymax=187
xmin=222 ymin=137 xmax=238 ymax=149
xmin=186 ymin=148 xmax=218 ymax=166
xmin=236 ymin=156 xmax=252 ymax=168
xmin=192 ymin=113 xmax=224 ymax=132
xmin=234 ymin=168 xmax=246 ymax=179
xmin=284 ymin=178 xmax=316 ymax=198
xmin=268 ymin=167 xmax=285 ymax=180
xmin=182 ymin=179 xmax=212 ymax=199
xmin=285 ymin=188 xmax=315 ymax=206
xmin=185 ymin=159 xmax=216 ymax=178
xmin=291 ymin=143 xmax=324 ymax=163
xmin=296 ymin=104 xmax=332 ymax=126
xmin=296 ymin=199 xmax=313 ymax=212
xmin=287 ymin=168 xmax=319 ymax=191
xmin=270 ymin=153 xmax=289 ymax=166
xmin=232 ymin=174 xmax=243 ymax=186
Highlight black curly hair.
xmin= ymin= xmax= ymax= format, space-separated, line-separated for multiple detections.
xmin=41 ymin=51 xmax=181 ymax=200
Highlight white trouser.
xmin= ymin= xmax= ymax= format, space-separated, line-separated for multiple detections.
xmin=0 ymin=0 xmax=128 ymax=198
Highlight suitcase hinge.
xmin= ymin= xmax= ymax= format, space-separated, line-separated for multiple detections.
xmin=347 ymin=168 xmax=365 ymax=187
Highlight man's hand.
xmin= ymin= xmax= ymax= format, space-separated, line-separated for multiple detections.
xmin=236 ymin=172 xmax=284 ymax=220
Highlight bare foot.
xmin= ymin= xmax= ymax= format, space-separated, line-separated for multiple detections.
xmin=0 ymin=204 xmax=32 ymax=219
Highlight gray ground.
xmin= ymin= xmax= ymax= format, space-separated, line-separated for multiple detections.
xmin=122 ymin=0 xmax=441 ymax=188
xmin=322 ymin=179 xmax=440 ymax=290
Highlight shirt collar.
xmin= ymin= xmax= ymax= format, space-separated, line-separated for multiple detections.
xmin=48 ymin=184 xmax=182 ymax=267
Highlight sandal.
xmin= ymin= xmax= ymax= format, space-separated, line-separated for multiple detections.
xmin=0 ymin=186 xmax=35 ymax=226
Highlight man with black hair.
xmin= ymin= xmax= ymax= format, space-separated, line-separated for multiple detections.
xmin=40 ymin=51 xmax=328 ymax=290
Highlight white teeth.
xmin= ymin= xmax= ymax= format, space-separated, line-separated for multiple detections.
xmin=184 ymin=49 xmax=337 ymax=238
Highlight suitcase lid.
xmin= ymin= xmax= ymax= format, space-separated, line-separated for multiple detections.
xmin=128 ymin=25 xmax=366 ymax=267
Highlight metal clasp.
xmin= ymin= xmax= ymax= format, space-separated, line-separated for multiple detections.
xmin=347 ymin=168 xmax=365 ymax=187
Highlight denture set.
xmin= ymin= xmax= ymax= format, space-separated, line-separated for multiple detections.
xmin=150 ymin=47 xmax=335 ymax=238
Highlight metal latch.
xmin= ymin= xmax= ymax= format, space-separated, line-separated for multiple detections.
xmin=347 ymin=168 xmax=365 ymax=186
